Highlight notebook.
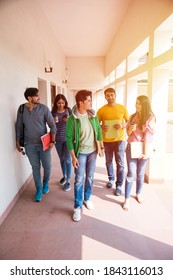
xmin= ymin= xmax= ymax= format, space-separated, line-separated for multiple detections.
xmin=130 ymin=142 xmax=155 ymax=158
xmin=41 ymin=133 xmax=51 ymax=151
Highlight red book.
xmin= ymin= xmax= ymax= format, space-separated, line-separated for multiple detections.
xmin=41 ymin=133 xmax=51 ymax=151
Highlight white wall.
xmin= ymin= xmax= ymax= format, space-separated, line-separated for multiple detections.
xmin=0 ymin=0 xmax=66 ymax=220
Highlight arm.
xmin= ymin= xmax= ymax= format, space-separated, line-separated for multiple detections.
xmin=94 ymin=116 xmax=105 ymax=157
xmin=126 ymin=115 xmax=136 ymax=136
xmin=48 ymin=133 xmax=56 ymax=149
xmin=141 ymin=116 xmax=156 ymax=159
xmin=66 ymin=116 xmax=75 ymax=151
xmin=45 ymin=106 xmax=57 ymax=149
xmin=101 ymin=123 xmax=109 ymax=132
xmin=127 ymin=122 xmax=137 ymax=136
xmin=66 ymin=116 xmax=79 ymax=167
xmin=97 ymin=108 xmax=109 ymax=132
xmin=114 ymin=106 xmax=129 ymax=130
xmin=142 ymin=116 xmax=156 ymax=140
xmin=45 ymin=106 xmax=57 ymax=134
xmin=69 ymin=150 xmax=79 ymax=169
xmin=113 ymin=122 xmax=127 ymax=130
xmin=95 ymin=115 xmax=103 ymax=141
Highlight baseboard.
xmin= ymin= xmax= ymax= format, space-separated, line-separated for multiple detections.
xmin=144 ymin=174 xmax=164 ymax=184
xmin=0 ymin=175 xmax=32 ymax=226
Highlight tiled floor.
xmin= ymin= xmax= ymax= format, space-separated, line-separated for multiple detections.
xmin=0 ymin=147 xmax=173 ymax=260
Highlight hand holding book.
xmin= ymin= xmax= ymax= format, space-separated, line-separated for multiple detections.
xmin=41 ymin=133 xmax=51 ymax=151
xmin=104 ymin=120 xmax=121 ymax=139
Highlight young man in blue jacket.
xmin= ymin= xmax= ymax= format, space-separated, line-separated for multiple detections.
xmin=66 ymin=90 xmax=104 ymax=222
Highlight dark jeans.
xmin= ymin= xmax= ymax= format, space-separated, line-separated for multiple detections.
xmin=104 ymin=141 xmax=125 ymax=187
xmin=55 ymin=141 xmax=72 ymax=180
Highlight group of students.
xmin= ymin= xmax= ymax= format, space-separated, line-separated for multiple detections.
xmin=16 ymin=87 xmax=156 ymax=222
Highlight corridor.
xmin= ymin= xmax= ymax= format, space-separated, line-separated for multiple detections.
xmin=0 ymin=147 xmax=173 ymax=260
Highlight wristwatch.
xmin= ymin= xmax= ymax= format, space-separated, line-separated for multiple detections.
xmin=50 ymin=140 xmax=56 ymax=144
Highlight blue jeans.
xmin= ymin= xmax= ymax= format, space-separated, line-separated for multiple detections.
xmin=104 ymin=141 xmax=125 ymax=187
xmin=125 ymin=143 xmax=148 ymax=199
xmin=25 ymin=143 xmax=52 ymax=190
xmin=74 ymin=151 xmax=97 ymax=209
xmin=55 ymin=141 xmax=72 ymax=180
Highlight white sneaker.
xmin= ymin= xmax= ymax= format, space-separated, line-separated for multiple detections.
xmin=73 ymin=207 xmax=81 ymax=222
xmin=84 ymin=200 xmax=94 ymax=210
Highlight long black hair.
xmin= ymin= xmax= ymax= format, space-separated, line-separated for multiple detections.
xmin=51 ymin=94 xmax=68 ymax=115
xmin=131 ymin=95 xmax=155 ymax=129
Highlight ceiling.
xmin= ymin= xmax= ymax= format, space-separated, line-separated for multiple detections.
xmin=37 ymin=0 xmax=131 ymax=57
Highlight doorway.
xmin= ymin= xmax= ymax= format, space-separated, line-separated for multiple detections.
xmin=38 ymin=78 xmax=47 ymax=105
xmin=51 ymin=83 xmax=56 ymax=108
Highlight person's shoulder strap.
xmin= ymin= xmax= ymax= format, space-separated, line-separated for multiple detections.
xmin=19 ymin=103 xmax=25 ymax=114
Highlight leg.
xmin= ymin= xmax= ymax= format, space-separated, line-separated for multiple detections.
xmin=25 ymin=144 xmax=43 ymax=202
xmin=63 ymin=142 xmax=72 ymax=181
xmin=115 ymin=141 xmax=125 ymax=187
xmin=40 ymin=146 xmax=52 ymax=193
xmin=84 ymin=151 xmax=97 ymax=202
xmin=25 ymin=144 xmax=42 ymax=190
xmin=74 ymin=153 xmax=87 ymax=209
xmin=104 ymin=142 xmax=115 ymax=187
xmin=123 ymin=144 xmax=137 ymax=210
xmin=114 ymin=141 xmax=125 ymax=195
xmin=136 ymin=158 xmax=148 ymax=202
xmin=63 ymin=142 xmax=72 ymax=191
xmin=125 ymin=144 xmax=137 ymax=199
xmin=73 ymin=155 xmax=86 ymax=222
xmin=55 ymin=141 xmax=66 ymax=179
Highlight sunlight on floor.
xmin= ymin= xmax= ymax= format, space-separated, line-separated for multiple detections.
xmin=82 ymin=235 xmax=137 ymax=260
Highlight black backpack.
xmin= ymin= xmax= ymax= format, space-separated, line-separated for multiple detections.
xmin=19 ymin=104 xmax=25 ymax=147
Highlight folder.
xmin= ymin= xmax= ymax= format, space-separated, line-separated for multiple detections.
xmin=130 ymin=142 xmax=155 ymax=158
xmin=105 ymin=119 xmax=120 ymax=139
xmin=41 ymin=133 xmax=51 ymax=151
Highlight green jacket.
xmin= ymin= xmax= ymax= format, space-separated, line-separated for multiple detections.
xmin=66 ymin=105 xmax=103 ymax=157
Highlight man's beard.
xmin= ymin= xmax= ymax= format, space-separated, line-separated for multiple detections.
xmin=31 ymin=99 xmax=40 ymax=105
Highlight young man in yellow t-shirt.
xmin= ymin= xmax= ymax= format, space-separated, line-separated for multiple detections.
xmin=97 ymin=88 xmax=129 ymax=195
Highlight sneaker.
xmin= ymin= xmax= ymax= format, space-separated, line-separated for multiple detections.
xmin=106 ymin=180 xmax=114 ymax=188
xmin=73 ymin=207 xmax=81 ymax=222
xmin=59 ymin=177 xmax=66 ymax=186
xmin=34 ymin=189 xmax=42 ymax=202
xmin=43 ymin=182 xmax=49 ymax=194
xmin=114 ymin=186 xmax=122 ymax=196
xmin=64 ymin=182 xmax=71 ymax=192
xmin=83 ymin=200 xmax=94 ymax=210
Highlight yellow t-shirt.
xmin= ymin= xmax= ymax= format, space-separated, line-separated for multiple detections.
xmin=97 ymin=104 xmax=129 ymax=142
